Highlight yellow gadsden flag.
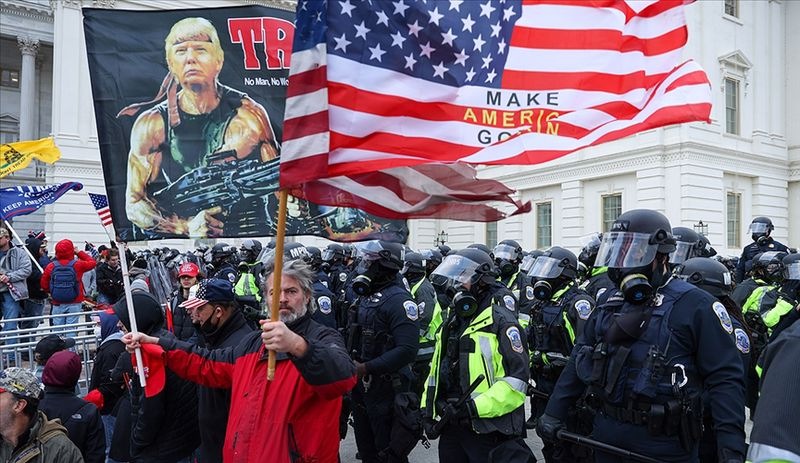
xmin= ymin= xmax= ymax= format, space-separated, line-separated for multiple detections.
xmin=0 ymin=137 xmax=62 ymax=178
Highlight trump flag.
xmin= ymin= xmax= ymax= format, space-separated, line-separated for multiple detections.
xmin=281 ymin=0 xmax=711 ymax=220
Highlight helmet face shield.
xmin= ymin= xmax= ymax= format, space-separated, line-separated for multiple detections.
xmin=527 ymin=256 xmax=565 ymax=278
xmin=668 ymin=241 xmax=695 ymax=265
xmin=431 ymin=254 xmax=482 ymax=287
xmin=595 ymin=232 xmax=659 ymax=269
xmin=353 ymin=241 xmax=404 ymax=273
xmin=579 ymin=233 xmax=602 ymax=249
xmin=520 ymin=254 xmax=537 ymax=273
xmin=321 ymin=249 xmax=336 ymax=262
xmin=785 ymin=262 xmax=800 ymax=280
xmin=748 ymin=222 xmax=770 ymax=234
xmin=493 ymin=244 xmax=519 ymax=261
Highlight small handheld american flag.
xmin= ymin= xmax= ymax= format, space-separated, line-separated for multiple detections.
xmin=88 ymin=192 xmax=114 ymax=229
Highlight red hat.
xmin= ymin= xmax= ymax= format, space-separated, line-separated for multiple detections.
xmin=178 ymin=262 xmax=200 ymax=278
xmin=132 ymin=343 xmax=166 ymax=398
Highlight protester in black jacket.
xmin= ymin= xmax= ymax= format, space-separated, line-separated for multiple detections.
xmin=20 ymin=238 xmax=48 ymax=345
xmin=113 ymin=291 xmax=199 ymax=463
xmin=39 ymin=350 xmax=106 ymax=463
xmin=96 ymin=249 xmax=124 ymax=304
xmin=86 ymin=309 xmax=127 ymax=460
xmin=179 ymin=278 xmax=253 ymax=463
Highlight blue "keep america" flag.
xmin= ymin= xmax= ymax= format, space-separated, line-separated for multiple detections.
xmin=0 ymin=182 xmax=83 ymax=220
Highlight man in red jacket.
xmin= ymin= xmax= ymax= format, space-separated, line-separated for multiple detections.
xmin=123 ymin=258 xmax=357 ymax=463
xmin=41 ymin=239 xmax=97 ymax=336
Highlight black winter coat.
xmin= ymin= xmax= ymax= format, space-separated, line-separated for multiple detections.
xmin=89 ymin=337 xmax=127 ymax=415
xmin=195 ymin=309 xmax=253 ymax=463
xmin=96 ymin=262 xmax=124 ymax=302
xmin=169 ymin=289 xmax=198 ymax=343
xmin=39 ymin=386 xmax=106 ymax=463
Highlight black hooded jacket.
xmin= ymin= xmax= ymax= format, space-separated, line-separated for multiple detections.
xmin=195 ymin=309 xmax=253 ymax=463
xmin=111 ymin=292 xmax=199 ymax=463
xmin=25 ymin=238 xmax=47 ymax=299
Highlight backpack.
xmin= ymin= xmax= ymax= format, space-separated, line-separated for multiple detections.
xmin=50 ymin=259 xmax=79 ymax=303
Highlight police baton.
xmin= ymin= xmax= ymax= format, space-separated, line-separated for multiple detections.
xmin=427 ymin=374 xmax=485 ymax=440
xmin=556 ymin=430 xmax=667 ymax=463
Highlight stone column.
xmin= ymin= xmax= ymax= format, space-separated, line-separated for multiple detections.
xmin=17 ymin=36 xmax=39 ymax=141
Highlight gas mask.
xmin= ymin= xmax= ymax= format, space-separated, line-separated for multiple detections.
xmin=353 ymin=261 xmax=390 ymax=296
xmin=533 ymin=279 xmax=554 ymax=301
xmin=756 ymin=235 xmax=770 ymax=246
xmin=608 ymin=257 xmax=669 ymax=304
xmin=497 ymin=259 xmax=516 ymax=277
xmin=451 ymin=286 xmax=478 ymax=318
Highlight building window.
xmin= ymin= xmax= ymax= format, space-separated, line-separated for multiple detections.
xmin=536 ymin=202 xmax=552 ymax=249
xmin=726 ymin=192 xmax=741 ymax=248
xmin=725 ymin=78 xmax=739 ymax=135
xmin=724 ymin=0 xmax=738 ymax=18
xmin=486 ymin=221 xmax=497 ymax=249
xmin=602 ymin=194 xmax=622 ymax=232
xmin=0 ymin=131 xmax=18 ymax=145
xmin=0 ymin=69 xmax=20 ymax=88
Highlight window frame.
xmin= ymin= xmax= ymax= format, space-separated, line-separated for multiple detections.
xmin=726 ymin=191 xmax=741 ymax=248
xmin=486 ymin=221 xmax=498 ymax=249
xmin=0 ymin=68 xmax=20 ymax=89
xmin=536 ymin=202 xmax=552 ymax=249
xmin=601 ymin=193 xmax=622 ymax=233
xmin=724 ymin=0 xmax=739 ymax=18
xmin=724 ymin=77 xmax=740 ymax=135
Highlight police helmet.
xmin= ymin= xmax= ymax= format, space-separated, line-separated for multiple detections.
xmin=210 ymin=243 xmax=236 ymax=263
xmin=467 ymin=243 xmax=494 ymax=260
xmin=520 ymin=249 xmax=544 ymax=274
xmin=402 ymin=252 xmax=426 ymax=276
xmin=748 ymin=216 xmax=774 ymax=238
xmin=674 ymin=257 xmax=733 ymax=298
xmin=355 ymin=240 xmax=405 ymax=271
xmin=306 ymin=246 xmax=323 ymax=268
xmin=240 ymin=239 xmax=263 ymax=262
xmin=783 ymin=253 xmax=800 ymax=281
xmin=322 ymin=243 xmax=345 ymax=264
xmin=578 ymin=233 xmax=603 ymax=268
xmin=437 ymin=244 xmax=452 ymax=257
xmin=669 ymin=227 xmax=702 ymax=265
xmin=284 ymin=242 xmax=311 ymax=262
xmin=752 ymin=251 xmax=787 ymax=282
xmin=420 ymin=248 xmax=443 ymax=267
xmin=494 ymin=239 xmax=523 ymax=264
xmin=432 ymin=248 xmax=499 ymax=289
xmin=595 ymin=209 xmax=676 ymax=269
xmin=528 ymin=246 xmax=578 ymax=281
xmin=695 ymin=233 xmax=717 ymax=258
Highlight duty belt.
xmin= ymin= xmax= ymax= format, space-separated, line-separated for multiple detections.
xmin=602 ymin=402 xmax=651 ymax=426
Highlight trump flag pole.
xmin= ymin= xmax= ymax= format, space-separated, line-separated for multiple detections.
xmin=88 ymin=191 xmax=147 ymax=387
xmin=267 ymin=189 xmax=288 ymax=381
xmin=115 ymin=240 xmax=147 ymax=386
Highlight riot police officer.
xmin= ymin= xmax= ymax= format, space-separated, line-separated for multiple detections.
xmin=494 ymin=239 xmax=524 ymax=293
xmin=402 ymin=252 xmax=441 ymax=396
xmin=207 ymin=243 xmax=238 ymax=284
xmin=537 ymin=209 xmax=746 ymax=463
xmin=517 ymin=250 xmax=543 ymax=330
xmin=736 ymin=217 xmax=789 ymax=283
xmin=674 ymin=257 xmax=751 ymax=463
xmin=423 ymin=248 xmax=533 ymax=462
xmin=669 ymin=227 xmax=704 ymax=267
xmin=578 ymin=233 xmax=615 ymax=306
xmin=526 ymin=246 xmax=595 ymax=462
xmin=305 ymin=246 xmax=332 ymax=289
xmin=234 ymin=239 xmax=263 ymax=318
xmin=348 ymin=241 xmax=419 ymax=463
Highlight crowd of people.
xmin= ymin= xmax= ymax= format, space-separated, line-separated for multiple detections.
xmin=1 ymin=211 xmax=799 ymax=463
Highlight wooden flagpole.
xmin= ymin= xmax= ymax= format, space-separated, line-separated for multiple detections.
xmin=267 ymin=189 xmax=289 ymax=380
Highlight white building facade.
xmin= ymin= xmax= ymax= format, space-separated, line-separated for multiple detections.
xmin=0 ymin=0 xmax=797 ymax=255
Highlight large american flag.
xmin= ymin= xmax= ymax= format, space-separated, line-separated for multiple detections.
xmin=281 ymin=0 xmax=711 ymax=219
xmin=88 ymin=192 xmax=114 ymax=228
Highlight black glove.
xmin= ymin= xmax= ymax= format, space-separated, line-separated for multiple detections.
xmin=423 ymin=418 xmax=438 ymax=440
xmin=719 ymin=449 xmax=744 ymax=463
xmin=536 ymin=413 xmax=564 ymax=443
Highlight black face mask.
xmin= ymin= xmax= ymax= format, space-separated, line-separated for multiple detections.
xmin=195 ymin=308 xmax=222 ymax=337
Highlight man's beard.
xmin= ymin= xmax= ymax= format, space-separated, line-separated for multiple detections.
xmin=279 ymin=305 xmax=308 ymax=324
